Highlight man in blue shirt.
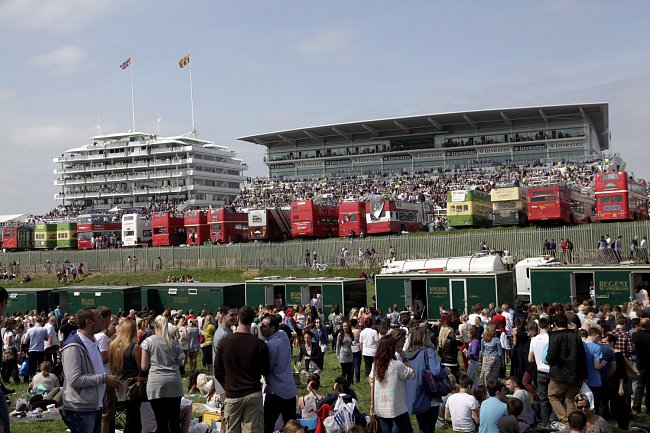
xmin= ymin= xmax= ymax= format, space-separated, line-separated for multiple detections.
xmin=579 ymin=329 xmax=606 ymax=416
xmin=479 ymin=380 xmax=508 ymax=433
xmin=260 ymin=314 xmax=296 ymax=433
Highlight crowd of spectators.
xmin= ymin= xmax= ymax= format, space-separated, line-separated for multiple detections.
xmin=232 ymin=158 xmax=610 ymax=211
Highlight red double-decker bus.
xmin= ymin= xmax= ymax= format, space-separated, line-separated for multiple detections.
xmin=366 ymin=200 xmax=429 ymax=235
xmin=208 ymin=208 xmax=249 ymax=244
xmin=1 ymin=226 xmax=33 ymax=250
xmin=595 ymin=171 xmax=648 ymax=221
xmin=338 ymin=201 xmax=367 ymax=237
xmin=152 ymin=212 xmax=186 ymax=247
xmin=248 ymin=208 xmax=291 ymax=242
xmin=527 ymin=186 xmax=594 ymax=224
xmin=291 ymin=200 xmax=339 ymax=238
xmin=184 ymin=210 xmax=210 ymax=246
xmin=77 ymin=214 xmax=121 ymax=250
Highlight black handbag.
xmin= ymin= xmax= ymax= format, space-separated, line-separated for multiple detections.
xmin=422 ymin=348 xmax=453 ymax=397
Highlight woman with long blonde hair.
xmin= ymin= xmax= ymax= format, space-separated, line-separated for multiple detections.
xmin=141 ymin=315 xmax=184 ymax=433
xmin=108 ymin=319 xmax=142 ymax=433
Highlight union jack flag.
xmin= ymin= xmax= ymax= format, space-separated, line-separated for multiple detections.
xmin=120 ymin=57 xmax=131 ymax=70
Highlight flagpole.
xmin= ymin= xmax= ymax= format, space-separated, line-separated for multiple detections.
xmin=188 ymin=52 xmax=196 ymax=137
xmin=130 ymin=55 xmax=135 ymax=131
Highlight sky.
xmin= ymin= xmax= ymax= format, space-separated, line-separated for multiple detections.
xmin=1 ymin=0 xmax=650 ymax=215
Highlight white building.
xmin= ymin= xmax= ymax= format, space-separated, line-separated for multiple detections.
xmin=53 ymin=132 xmax=247 ymax=210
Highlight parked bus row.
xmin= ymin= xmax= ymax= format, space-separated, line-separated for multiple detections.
xmin=446 ymin=170 xmax=648 ymax=228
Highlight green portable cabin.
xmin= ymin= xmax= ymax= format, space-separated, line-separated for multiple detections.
xmin=56 ymin=222 xmax=77 ymax=249
xmin=528 ymin=265 xmax=650 ymax=306
xmin=244 ymin=277 xmax=367 ymax=319
xmin=140 ymin=282 xmax=246 ymax=315
xmin=34 ymin=224 xmax=58 ymax=249
xmin=6 ymin=288 xmax=59 ymax=315
xmin=375 ymin=271 xmax=513 ymax=320
xmin=54 ymin=286 xmax=141 ymax=314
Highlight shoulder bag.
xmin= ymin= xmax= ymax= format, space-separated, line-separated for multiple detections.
xmin=367 ymin=374 xmax=380 ymax=433
xmin=422 ymin=348 xmax=453 ymax=397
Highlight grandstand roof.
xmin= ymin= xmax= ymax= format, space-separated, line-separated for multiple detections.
xmin=239 ymin=103 xmax=609 ymax=150
xmin=0 ymin=214 xmax=29 ymax=224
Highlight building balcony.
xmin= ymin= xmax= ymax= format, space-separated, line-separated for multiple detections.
xmin=133 ymin=189 xmax=150 ymax=195
xmin=87 ymin=176 xmax=107 ymax=183
xmin=150 ymin=171 xmax=173 ymax=179
xmin=57 ymin=166 xmax=86 ymax=174
xmin=106 ymin=175 xmax=128 ymax=182
xmin=128 ymin=161 xmax=149 ymax=169
xmin=85 ymin=192 xmax=100 ymax=198
xmin=128 ymin=173 xmax=149 ymax=180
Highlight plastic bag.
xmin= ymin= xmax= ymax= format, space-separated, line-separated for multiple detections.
xmin=579 ymin=382 xmax=594 ymax=410
xmin=323 ymin=396 xmax=356 ymax=433
xmin=19 ymin=360 xmax=29 ymax=376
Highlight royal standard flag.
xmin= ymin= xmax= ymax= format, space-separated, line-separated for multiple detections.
xmin=179 ymin=54 xmax=190 ymax=69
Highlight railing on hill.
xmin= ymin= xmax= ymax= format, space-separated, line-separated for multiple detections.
xmin=2 ymin=220 xmax=650 ymax=275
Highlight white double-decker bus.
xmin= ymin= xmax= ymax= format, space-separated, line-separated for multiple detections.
xmin=121 ymin=214 xmax=152 ymax=247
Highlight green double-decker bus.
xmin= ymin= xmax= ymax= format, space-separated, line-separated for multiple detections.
xmin=446 ymin=189 xmax=492 ymax=228
xmin=56 ymin=222 xmax=78 ymax=249
xmin=34 ymin=224 xmax=58 ymax=249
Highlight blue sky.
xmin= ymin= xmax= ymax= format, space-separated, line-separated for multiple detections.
xmin=1 ymin=0 xmax=650 ymax=214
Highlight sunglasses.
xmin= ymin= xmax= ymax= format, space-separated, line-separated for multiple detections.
xmin=576 ymin=405 xmax=590 ymax=410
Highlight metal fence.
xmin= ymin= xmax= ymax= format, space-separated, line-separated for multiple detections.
xmin=2 ymin=220 xmax=650 ymax=275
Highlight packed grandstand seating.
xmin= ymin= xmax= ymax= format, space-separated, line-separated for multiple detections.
xmin=34 ymin=157 xmax=629 ymax=220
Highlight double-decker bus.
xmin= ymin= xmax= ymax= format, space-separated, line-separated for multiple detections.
xmin=122 ymin=214 xmax=152 ymax=247
xmin=185 ymin=210 xmax=211 ymax=246
xmin=338 ymin=201 xmax=367 ymax=237
xmin=594 ymin=171 xmax=649 ymax=221
xmin=209 ymin=208 xmax=249 ymax=244
xmin=366 ymin=200 xmax=429 ymax=235
xmin=248 ymin=208 xmax=291 ymax=242
xmin=77 ymin=214 xmax=121 ymax=249
xmin=527 ymin=186 xmax=594 ymax=224
xmin=34 ymin=223 xmax=57 ymax=249
xmin=2 ymin=226 xmax=34 ymax=250
xmin=491 ymin=183 xmax=528 ymax=226
xmin=152 ymin=212 xmax=186 ymax=247
xmin=446 ymin=190 xmax=492 ymax=228
xmin=290 ymin=200 xmax=339 ymax=238
xmin=56 ymin=222 xmax=77 ymax=249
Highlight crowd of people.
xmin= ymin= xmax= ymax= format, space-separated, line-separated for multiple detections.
xmin=0 ymin=283 xmax=648 ymax=433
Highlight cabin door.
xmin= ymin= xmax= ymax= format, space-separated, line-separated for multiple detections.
xmin=411 ymin=279 xmax=427 ymax=318
xmin=404 ymin=280 xmax=413 ymax=309
xmin=449 ymin=279 xmax=467 ymax=315
xmin=572 ymin=273 xmax=594 ymax=304
xmin=267 ymin=285 xmax=285 ymax=307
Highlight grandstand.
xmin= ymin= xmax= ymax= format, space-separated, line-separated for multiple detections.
xmin=53 ymin=132 xmax=248 ymax=211
xmin=238 ymin=103 xmax=609 ymax=179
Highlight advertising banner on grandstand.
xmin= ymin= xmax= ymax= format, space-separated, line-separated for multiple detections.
xmin=547 ymin=141 xmax=585 ymax=150
xmin=478 ymin=146 xmax=510 ymax=156
xmin=354 ymin=156 xmax=382 ymax=164
xmin=325 ymin=159 xmax=352 ymax=166
xmin=270 ymin=163 xmax=295 ymax=170
xmin=413 ymin=151 xmax=444 ymax=159
xmin=451 ymin=191 xmax=467 ymax=202
xmin=445 ymin=149 xmax=477 ymax=157
xmin=383 ymin=154 xmax=412 ymax=162
xmin=296 ymin=161 xmax=323 ymax=168
xmin=513 ymin=144 xmax=547 ymax=152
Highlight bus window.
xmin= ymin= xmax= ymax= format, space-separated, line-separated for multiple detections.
xmin=463 ymin=205 xmax=469 ymax=212
xmin=612 ymin=195 xmax=623 ymax=203
xmin=599 ymin=196 xmax=610 ymax=204
xmin=530 ymin=195 xmax=556 ymax=202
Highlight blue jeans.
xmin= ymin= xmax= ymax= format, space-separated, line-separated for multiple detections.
xmin=0 ymin=389 xmax=9 ymax=433
xmin=537 ymin=371 xmax=552 ymax=423
xmin=415 ymin=405 xmax=440 ymax=433
xmin=466 ymin=360 xmax=480 ymax=392
xmin=61 ymin=408 xmax=101 ymax=433
xmin=352 ymin=352 xmax=362 ymax=384
xmin=379 ymin=411 xmax=413 ymax=433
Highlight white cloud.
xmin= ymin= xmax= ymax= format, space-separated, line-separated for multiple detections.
xmin=296 ymin=29 xmax=355 ymax=57
xmin=0 ymin=0 xmax=112 ymax=31
xmin=30 ymin=45 xmax=89 ymax=73
xmin=6 ymin=123 xmax=92 ymax=151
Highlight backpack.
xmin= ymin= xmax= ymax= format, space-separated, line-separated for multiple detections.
xmin=541 ymin=342 xmax=549 ymax=365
